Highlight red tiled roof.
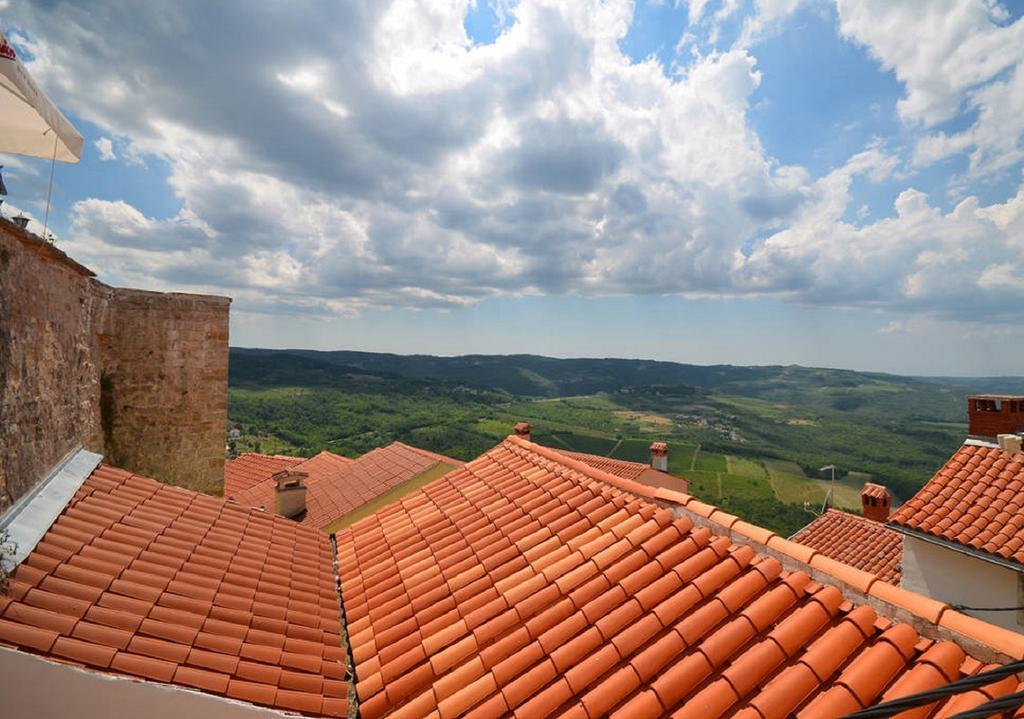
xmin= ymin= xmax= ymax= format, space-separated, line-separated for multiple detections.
xmin=0 ymin=464 xmax=347 ymax=717
xmin=224 ymin=453 xmax=306 ymax=497
xmin=889 ymin=443 xmax=1024 ymax=564
xmin=231 ymin=442 xmax=462 ymax=531
xmin=555 ymin=450 xmax=688 ymax=493
xmin=791 ymin=509 xmax=903 ymax=584
xmin=559 ymin=451 xmax=652 ymax=481
xmin=336 ymin=435 xmax=1024 ymax=719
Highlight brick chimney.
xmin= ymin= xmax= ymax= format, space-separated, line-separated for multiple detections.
xmin=650 ymin=442 xmax=668 ymax=472
xmin=273 ymin=469 xmax=308 ymax=519
xmin=514 ymin=422 xmax=532 ymax=441
xmin=861 ymin=483 xmax=891 ymax=523
xmin=967 ymin=396 xmax=1024 ymax=438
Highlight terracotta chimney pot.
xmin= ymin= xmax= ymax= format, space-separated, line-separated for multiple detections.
xmin=861 ymin=482 xmax=891 ymax=523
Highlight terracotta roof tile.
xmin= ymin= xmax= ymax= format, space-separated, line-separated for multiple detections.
xmin=1 ymin=463 xmax=347 ymax=717
xmin=230 ymin=442 xmax=463 ymax=530
xmin=791 ymin=509 xmax=903 ymax=584
xmin=337 ymin=435 xmax=1017 ymax=719
xmin=224 ymin=453 xmax=306 ymax=497
xmin=890 ymin=443 xmax=1024 ymax=564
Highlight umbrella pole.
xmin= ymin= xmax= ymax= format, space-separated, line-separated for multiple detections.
xmin=42 ymin=132 xmax=58 ymax=241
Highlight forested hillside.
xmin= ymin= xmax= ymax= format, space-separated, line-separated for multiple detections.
xmin=228 ymin=348 xmax=1020 ymax=536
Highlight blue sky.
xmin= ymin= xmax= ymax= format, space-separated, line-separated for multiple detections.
xmin=3 ymin=0 xmax=1024 ymax=375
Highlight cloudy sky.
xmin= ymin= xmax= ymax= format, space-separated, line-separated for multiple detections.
xmin=3 ymin=0 xmax=1024 ymax=375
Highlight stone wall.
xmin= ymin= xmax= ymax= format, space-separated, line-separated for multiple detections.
xmin=0 ymin=219 xmax=231 ymax=510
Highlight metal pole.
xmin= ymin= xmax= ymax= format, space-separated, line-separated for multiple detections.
xmin=42 ymin=131 xmax=57 ymax=241
xmin=831 ymin=465 xmax=836 ymax=508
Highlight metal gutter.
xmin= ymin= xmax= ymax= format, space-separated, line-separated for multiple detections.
xmin=888 ymin=523 xmax=1024 ymax=574
xmin=0 ymin=447 xmax=102 ymax=571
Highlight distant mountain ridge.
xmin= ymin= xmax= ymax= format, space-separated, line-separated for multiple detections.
xmin=230 ymin=347 xmax=1024 ymax=423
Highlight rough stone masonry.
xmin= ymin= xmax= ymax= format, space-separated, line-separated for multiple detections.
xmin=0 ymin=219 xmax=230 ymax=510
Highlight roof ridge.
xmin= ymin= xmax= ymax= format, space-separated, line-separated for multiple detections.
xmin=386 ymin=440 xmax=464 ymax=466
xmin=506 ymin=434 xmax=1024 ymax=661
xmin=561 ymin=448 xmax=648 ymax=467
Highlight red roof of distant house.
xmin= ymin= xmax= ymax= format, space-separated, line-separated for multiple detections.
xmin=0 ymin=464 xmax=347 ymax=717
xmin=792 ymin=509 xmax=903 ymax=584
xmin=231 ymin=442 xmax=462 ymax=530
xmin=889 ymin=442 xmax=1024 ymax=564
xmin=559 ymin=451 xmax=652 ymax=481
xmin=557 ymin=450 xmax=688 ymax=493
xmin=336 ymin=435 xmax=1024 ymax=719
xmin=224 ymin=452 xmax=307 ymax=497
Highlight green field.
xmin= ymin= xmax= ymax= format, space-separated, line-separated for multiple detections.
xmin=225 ymin=347 xmax=995 ymax=536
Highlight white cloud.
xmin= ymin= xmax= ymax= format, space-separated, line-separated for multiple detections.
xmin=831 ymin=0 xmax=1024 ymax=185
xmin=6 ymin=0 xmax=1024 ymax=324
xmin=94 ymin=137 xmax=116 ymax=161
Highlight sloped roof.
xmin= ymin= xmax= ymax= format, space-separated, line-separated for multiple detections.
xmin=231 ymin=442 xmax=462 ymax=531
xmin=0 ymin=464 xmax=347 ymax=717
xmin=889 ymin=443 xmax=1024 ymax=565
xmin=336 ymin=435 xmax=1024 ymax=719
xmin=224 ymin=452 xmax=306 ymax=497
xmin=558 ymin=451 xmax=653 ymax=481
xmin=554 ymin=450 xmax=687 ymax=493
xmin=791 ymin=509 xmax=903 ymax=584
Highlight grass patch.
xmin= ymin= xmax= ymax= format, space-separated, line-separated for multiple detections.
xmin=762 ymin=459 xmax=808 ymax=478
xmin=726 ymin=456 xmax=766 ymax=478
xmin=693 ymin=450 xmax=728 ymax=472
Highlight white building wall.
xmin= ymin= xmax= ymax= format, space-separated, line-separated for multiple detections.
xmin=0 ymin=646 xmax=291 ymax=718
xmin=901 ymin=534 xmax=1024 ymax=632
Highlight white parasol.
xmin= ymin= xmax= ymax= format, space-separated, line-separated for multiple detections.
xmin=0 ymin=29 xmax=82 ymax=162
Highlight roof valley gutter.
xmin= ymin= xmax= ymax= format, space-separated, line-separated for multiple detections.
xmin=888 ymin=523 xmax=1024 ymax=574
xmin=0 ymin=446 xmax=102 ymax=571
xmin=329 ymin=532 xmax=358 ymax=718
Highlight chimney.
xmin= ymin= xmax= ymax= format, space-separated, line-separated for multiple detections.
xmin=999 ymin=434 xmax=1023 ymax=455
xmin=861 ymin=483 xmax=891 ymax=523
xmin=967 ymin=395 xmax=1024 ymax=438
xmin=650 ymin=442 xmax=669 ymax=472
xmin=273 ymin=469 xmax=308 ymax=519
xmin=514 ymin=422 xmax=532 ymax=441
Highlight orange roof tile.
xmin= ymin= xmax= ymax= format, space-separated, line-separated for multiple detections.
xmin=2 ymin=464 xmax=347 ymax=717
xmin=224 ymin=453 xmax=306 ymax=497
xmin=889 ymin=443 xmax=1024 ymax=564
xmin=231 ymin=442 xmax=462 ymax=531
xmin=336 ymin=435 xmax=1021 ymax=719
xmin=861 ymin=482 xmax=889 ymax=501
xmin=791 ymin=509 xmax=903 ymax=584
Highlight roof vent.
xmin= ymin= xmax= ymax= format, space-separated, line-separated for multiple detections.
xmin=650 ymin=442 xmax=668 ymax=472
xmin=514 ymin=422 xmax=532 ymax=441
xmin=273 ymin=469 xmax=308 ymax=519
xmin=861 ymin=482 xmax=891 ymax=523
xmin=11 ymin=214 xmax=29 ymax=230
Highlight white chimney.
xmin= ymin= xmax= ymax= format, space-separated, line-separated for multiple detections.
xmin=998 ymin=434 xmax=1023 ymax=455
xmin=650 ymin=442 xmax=668 ymax=472
xmin=273 ymin=469 xmax=308 ymax=519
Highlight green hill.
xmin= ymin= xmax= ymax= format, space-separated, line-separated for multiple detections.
xmin=227 ymin=348 xmax=1021 ymax=536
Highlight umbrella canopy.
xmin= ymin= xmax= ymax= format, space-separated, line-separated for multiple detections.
xmin=0 ymin=30 xmax=82 ymax=162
